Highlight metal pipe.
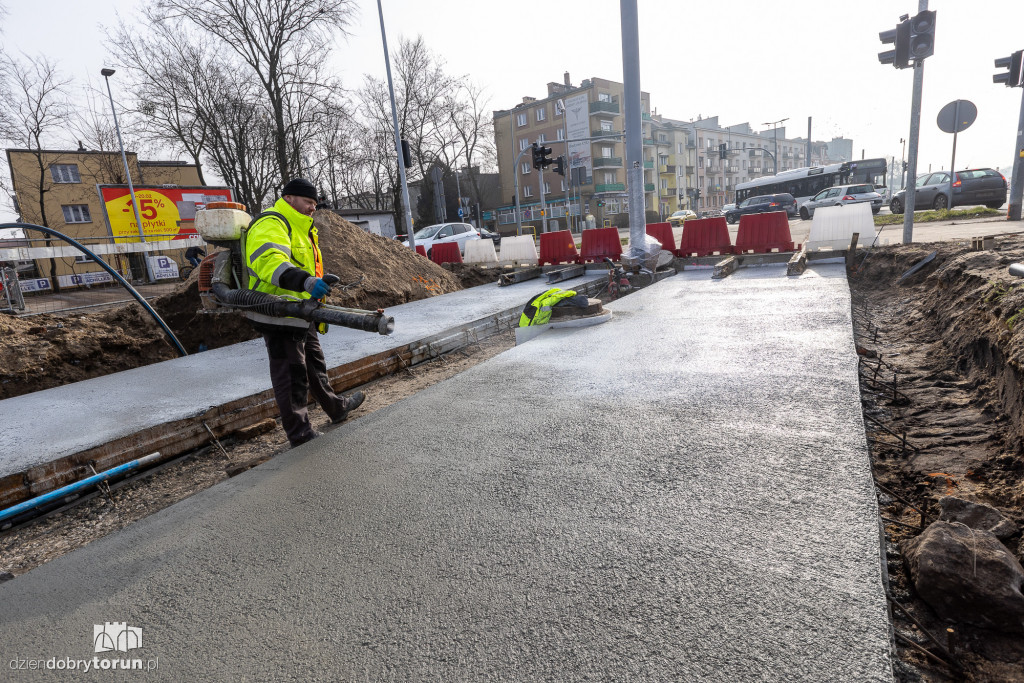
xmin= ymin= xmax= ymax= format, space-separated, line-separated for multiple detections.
xmin=0 ymin=222 xmax=187 ymax=356
xmin=620 ymin=0 xmax=645 ymax=256
xmin=0 ymin=451 xmax=164 ymax=524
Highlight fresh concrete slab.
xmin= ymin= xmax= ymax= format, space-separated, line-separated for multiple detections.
xmin=0 ymin=274 xmax=603 ymax=479
xmin=0 ymin=264 xmax=892 ymax=681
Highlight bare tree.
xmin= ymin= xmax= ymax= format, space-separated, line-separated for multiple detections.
xmin=72 ymin=83 xmax=152 ymax=184
xmin=0 ymin=53 xmax=73 ymax=289
xmin=150 ymin=0 xmax=355 ymax=183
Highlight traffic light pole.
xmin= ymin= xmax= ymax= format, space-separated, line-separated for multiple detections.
xmin=903 ymin=56 xmax=925 ymax=244
xmin=1010 ymin=86 xmax=1024 ymax=221
xmin=537 ymin=154 xmax=549 ymax=234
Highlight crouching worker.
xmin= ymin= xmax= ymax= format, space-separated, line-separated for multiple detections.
xmin=245 ymin=178 xmax=365 ymax=447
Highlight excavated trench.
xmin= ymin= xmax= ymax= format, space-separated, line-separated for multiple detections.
xmin=850 ymin=235 xmax=1024 ymax=681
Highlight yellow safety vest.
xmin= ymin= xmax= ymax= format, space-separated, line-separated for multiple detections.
xmin=519 ymin=288 xmax=577 ymax=327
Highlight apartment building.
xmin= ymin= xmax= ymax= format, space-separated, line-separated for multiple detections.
xmin=494 ymin=75 xmax=855 ymax=223
xmin=5 ymin=148 xmax=210 ymax=287
xmin=493 ymin=75 xmax=652 ymax=232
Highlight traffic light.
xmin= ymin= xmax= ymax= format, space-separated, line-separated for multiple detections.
xmin=552 ymin=155 xmax=565 ymax=176
xmin=878 ymin=20 xmax=911 ymax=69
xmin=531 ymin=142 xmax=554 ymax=170
xmin=994 ymin=50 xmax=1024 ymax=87
xmin=596 ymin=199 xmax=604 ymax=208
xmin=718 ymin=143 xmax=727 ymax=160
xmin=908 ymin=10 xmax=936 ymax=62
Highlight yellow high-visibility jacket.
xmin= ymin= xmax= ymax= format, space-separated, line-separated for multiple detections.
xmin=243 ymin=198 xmax=324 ymax=328
xmin=519 ymin=288 xmax=577 ymax=327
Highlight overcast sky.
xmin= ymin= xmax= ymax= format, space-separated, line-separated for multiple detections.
xmin=2 ymin=0 xmax=1022 ymax=221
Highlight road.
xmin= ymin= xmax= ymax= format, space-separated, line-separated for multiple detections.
xmin=0 ymin=264 xmax=893 ymax=681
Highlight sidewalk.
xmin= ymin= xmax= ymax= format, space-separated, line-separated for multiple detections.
xmin=0 ymin=264 xmax=893 ymax=681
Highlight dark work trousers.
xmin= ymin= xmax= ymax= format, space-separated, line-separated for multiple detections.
xmin=262 ymin=324 xmax=347 ymax=445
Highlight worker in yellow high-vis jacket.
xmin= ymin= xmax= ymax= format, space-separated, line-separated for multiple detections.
xmin=244 ymin=178 xmax=364 ymax=447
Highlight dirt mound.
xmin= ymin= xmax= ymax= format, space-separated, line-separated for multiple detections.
xmin=0 ymin=211 xmax=463 ymax=400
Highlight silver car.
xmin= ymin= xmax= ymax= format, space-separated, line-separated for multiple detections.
xmin=799 ymin=183 xmax=884 ymax=220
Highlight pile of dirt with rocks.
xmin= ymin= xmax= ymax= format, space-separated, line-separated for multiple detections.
xmin=0 ymin=211 xmax=463 ymax=400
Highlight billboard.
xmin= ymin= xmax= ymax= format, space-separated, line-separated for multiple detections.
xmin=564 ymin=93 xmax=593 ymax=185
xmin=98 ymin=185 xmax=234 ymax=242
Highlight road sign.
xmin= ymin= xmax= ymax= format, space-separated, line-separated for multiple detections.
xmin=936 ymin=99 xmax=977 ymax=134
xmin=457 ymin=208 xmax=464 ymax=218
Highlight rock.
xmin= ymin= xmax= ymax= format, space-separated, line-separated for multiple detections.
xmin=938 ymin=495 xmax=1019 ymax=540
xmin=902 ymin=521 xmax=1024 ymax=632
xmin=0 ymin=571 xmax=14 ymax=582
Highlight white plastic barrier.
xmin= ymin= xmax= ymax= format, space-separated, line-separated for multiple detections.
xmin=497 ymin=235 xmax=539 ymax=265
xmin=464 ymin=238 xmax=498 ymax=264
xmin=805 ymin=202 xmax=874 ymax=252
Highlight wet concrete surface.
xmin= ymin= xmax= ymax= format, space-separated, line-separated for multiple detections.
xmin=0 ymin=273 xmax=603 ymax=479
xmin=0 ymin=264 xmax=893 ymax=681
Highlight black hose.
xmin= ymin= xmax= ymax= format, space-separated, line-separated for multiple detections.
xmin=0 ymin=222 xmax=187 ymax=357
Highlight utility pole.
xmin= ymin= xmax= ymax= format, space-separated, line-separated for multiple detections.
xmin=377 ymin=0 xmax=415 ymax=252
xmin=903 ymin=44 xmax=926 ymax=244
xmin=620 ymin=0 xmax=645 ymax=256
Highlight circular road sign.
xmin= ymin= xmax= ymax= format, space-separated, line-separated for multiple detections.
xmin=937 ymin=99 xmax=977 ymax=134
xmin=457 ymin=208 xmax=464 ymax=218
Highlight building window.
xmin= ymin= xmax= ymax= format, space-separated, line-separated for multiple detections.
xmin=678 ymin=143 xmax=684 ymax=154
xmin=524 ymin=186 xmax=533 ymax=198
xmin=560 ymin=179 xmax=567 ymax=191
xmin=557 ymin=128 xmax=564 ymax=141
xmin=538 ymin=133 xmax=546 ymax=143
xmin=521 ymin=162 xmax=531 ymax=174
xmin=50 ymin=164 xmax=81 ymax=184
xmin=600 ymin=120 xmax=613 ymax=132
xmin=536 ymin=107 xmax=546 ymax=122
xmin=658 ymin=134 xmax=667 ymax=142
xmin=62 ymin=204 xmax=92 ymax=223
xmin=601 ymin=146 xmax=613 ymax=158
xmin=74 ymin=254 xmax=94 ymax=263
xmin=516 ymin=113 xmax=527 ymax=127
xmin=698 ymin=137 xmax=703 ymax=147
xmin=519 ymin=138 xmax=529 ymax=151
xmin=544 ymin=182 xmax=550 ymax=194
xmin=598 ymin=92 xmax=612 ymax=102
xmin=555 ymin=101 xmax=564 ymax=116
xmin=603 ymin=172 xmax=615 ymax=184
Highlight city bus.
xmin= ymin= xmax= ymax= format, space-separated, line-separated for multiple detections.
xmin=735 ymin=158 xmax=888 ymax=208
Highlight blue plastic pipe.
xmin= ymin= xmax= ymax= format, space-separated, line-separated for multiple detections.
xmin=0 ymin=451 xmax=163 ymax=524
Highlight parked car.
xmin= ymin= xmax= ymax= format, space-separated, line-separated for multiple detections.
xmin=666 ymin=209 xmax=697 ymax=227
xmin=400 ymin=222 xmax=480 ymax=257
xmin=477 ymin=226 xmax=501 ymax=247
xmin=890 ymin=168 xmax=1007 ymax=213
xmin=799 ymin=183 xmax=884 ymax=220
xmin=724 ymin=193 xmax=797 ymax=224
xmin=721 ymin=203 xmax=736 ymax=214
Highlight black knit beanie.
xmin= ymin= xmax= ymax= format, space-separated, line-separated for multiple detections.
xmin=282 ymin=178 xmax=318 ymax=200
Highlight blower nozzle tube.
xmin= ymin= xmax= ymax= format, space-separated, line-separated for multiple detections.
xmin=211 ymin=282 xmax=393 ymax=335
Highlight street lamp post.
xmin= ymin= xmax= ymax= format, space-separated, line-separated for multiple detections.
xmin=762 ymin=117 xmax=789 ymax=174
xmin=101 ymin=67 xmax=150 ymax=282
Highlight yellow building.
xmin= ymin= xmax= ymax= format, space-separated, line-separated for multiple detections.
xmin=5 ymin=148 xmax=209 ymax=287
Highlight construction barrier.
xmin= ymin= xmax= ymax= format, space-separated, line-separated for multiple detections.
xmin=538 ymin=230 xmax=581 ymax=266
xmin=735 ymin=212 xmax=795 ymax=254
xmin=415 ymin=245 xmax=427 ymax=257
xmin=429 ymin=242 xmax=463 ymax=265
xmin=645 ymin=222 xmax=677 ymax=254
xmin=678 ymin=217 xmax=734 ymax=257
xmin=463 ymin=238 xmax=498 ymax=264
xmin=578 ymin=227 xmax=622 ymax=263
xmin=805 ymin=203 xmax=873 ymax=251
xmin=497 ymin=235 xmax=539 ymax=265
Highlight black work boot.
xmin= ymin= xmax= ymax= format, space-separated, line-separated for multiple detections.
xmin=331 ymin=391 xmax=366 ymax=424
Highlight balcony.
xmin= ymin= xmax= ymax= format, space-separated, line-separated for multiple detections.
xmin=685 ymin=165 xmax=695 ymax=174
xmin=594 ymin=183 xmax=625 ymax=193
xmin=643 ymin=138 xmax=654 ymax=146
xmin=642 ymin=112 xmax=651 ymax=121
xmin=592 ymin=157 xmax=622 ymax=168
xmin=724 ymin=165 xmax=740 ymax=173
xmin=660 ymin=188 xmax=673 ymax=197
xmin=591 ymin=129 xmax=619 ymax=139
xmin=644 ymin=183 xmax=655 ymax=192
xmin=643 ymin=160 xmax=654 ymax=169
xmin=660 ymin=164 xmax=676 ymax=174
xmin=589 ymin=101 xmax=620 ymax=116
